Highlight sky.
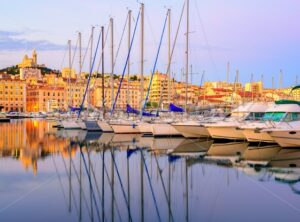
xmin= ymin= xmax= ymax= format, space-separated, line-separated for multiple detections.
xmin=0 ymin=0 xmax=300 ymax=88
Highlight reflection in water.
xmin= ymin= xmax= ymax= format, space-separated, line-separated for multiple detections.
xmin=0 ymin=120 xmax=300 ymax=222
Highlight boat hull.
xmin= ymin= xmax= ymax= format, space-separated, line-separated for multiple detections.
xmin=61 ymin=119 xmax=82 ymax=130
xmin=172 ymin=124 xmax=209 ymax=138
xmin=110 ymin=124 xmax=140 ymax=134
xmin=207 ymin=126 xmax=245 ymax=140
xmin=139 ymin=122 xmax=153 ymax=135
xmin=152 ymin=123 xmax=181 ymax=137
xmin=85 ymin=120 xmax=101 ymax=131
xmin=98 ymin=121 xmax=113 ymax=133
xmin=242 ymin=129 xmax=275 ymax=143
xmin=269 ymin=130 xmax=300 ymax=148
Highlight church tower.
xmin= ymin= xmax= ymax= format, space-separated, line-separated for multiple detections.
xmin=32 ymin=49 xmax=37 ymax=66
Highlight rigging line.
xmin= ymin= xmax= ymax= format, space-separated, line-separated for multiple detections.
xmin=111 ymin=10 xmax=141 ymax=115
xmin=0 ymin=175 xmax=57 ymax=214
xmin=80 ymin=148 xmax=102 ymax=222
xmin=156 ymin=0 xmax=186 ymax=113
xmin=145 ymin=8 xmax=158 ymax=45
xmin=110 ymin=149 xmax=133 ymax=222
xmin=78 ymin=28 xmax=102 ymax=118
xmin=99 ymin=150 xmax=123 ymax=222
xmin=153 ymin=154 xmax=174 ymax=222
xmin=98 ymin=13 xmax=129 ymax=112
xmin=81 ymin=35 xmax=92 ymax=72
xmin=69 ymin=38 xmax=80 ymax=103
xmin=140 ymin=149 xmax=162 ymax=222
xmin=112 ymin=13 xmax=129 ymax=76
xmin=247 ymin=176 xmax=300 ymax=214
xmin=141 ymin=10 xmax=169 ymax=117
xmin=95 ymin=24 xmax=110 ymax=75
xmin=60 ymin=44 xmax=69 ymax=71
xmin=71 ymin=37 xmax=79 ymax=69
xmin=194 ymin=0 xmax=219 ymax=78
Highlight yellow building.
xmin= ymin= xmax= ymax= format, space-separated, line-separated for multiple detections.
xmin=244 ymin=81 xmax=263 ymax=93
xmin=148 ymin=72 xmax=174 ymax=106
xmin=62 ymin=68 xmax=76 ymax=79
xmin=26 ymin=85 xmax=66 ymax=112
xmin=0 ymin=77 xmax=26 ymax=112
xmin=91 ymin=78 xmax=141 ymax=110
xmin=18 ymin=50 xmax=37 ymax=68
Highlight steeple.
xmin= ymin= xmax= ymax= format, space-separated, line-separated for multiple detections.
xmin=32 ymin=49 xmax=37 ymax=65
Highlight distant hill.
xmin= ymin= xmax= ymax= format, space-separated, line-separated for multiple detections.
xmin=0 ymin=65 xmax=61 ymax=76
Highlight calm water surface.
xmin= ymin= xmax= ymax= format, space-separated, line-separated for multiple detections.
xmin=0 ymin=120 xmax=300 ymax=222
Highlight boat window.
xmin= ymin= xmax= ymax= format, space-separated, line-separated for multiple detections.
xmin=283 ymin=113 xmax=300 ymax=122
xmin=272 ymin=112 xmax=286 ymax=122
xmin=244 ymin=112 xmax=264 ymax=121
xmin=262 ymin=112 xmax=286 ymax=122
xmin=262 ymin=112 xmax=273 ymax=121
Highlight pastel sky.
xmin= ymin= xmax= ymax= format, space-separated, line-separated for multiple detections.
xmin=0 ymin=0 xmax=300 ymax=88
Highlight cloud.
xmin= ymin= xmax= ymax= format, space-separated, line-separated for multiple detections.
xmin=0 ymin=30 xmax=65 ymax=51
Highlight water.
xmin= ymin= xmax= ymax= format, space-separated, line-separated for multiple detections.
xmin=0 ymin=120 xmax=300 ymax=222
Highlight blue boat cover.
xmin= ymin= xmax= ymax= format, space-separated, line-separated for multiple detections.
xmin=142 ymin=111 xmax=158 ymax=117
xmin=69 ymin=106 xmax=81 ymax=112
xmin=126 ymin=104 xmax=139 ymax=114
xmin=169 ymin=103 xmax=184 ymax=112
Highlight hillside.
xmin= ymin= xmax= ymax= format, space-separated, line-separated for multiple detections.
xmin=0 ymin=65 xmax=61 ymax=75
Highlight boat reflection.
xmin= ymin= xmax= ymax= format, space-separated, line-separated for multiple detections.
xmin=1 ymin=120 xmax=300 ymax=221
xmin=205 ymin=142 xmax=249 ymax=165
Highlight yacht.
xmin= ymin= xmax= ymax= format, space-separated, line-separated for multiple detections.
xmin=204 ymin=103 xmax=268 ymax=140
xmin=242 ymin=101 xmax=300 ymax=144
xmin=172 ymin=110 xmax=226 ymax=138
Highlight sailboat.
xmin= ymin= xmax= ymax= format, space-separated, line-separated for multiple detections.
xmin=61 ymin=40 xmax=83 ymax=130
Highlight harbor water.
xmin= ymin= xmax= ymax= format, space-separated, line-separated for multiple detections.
xmin=0 ymin=120 xmax=300 ymax=222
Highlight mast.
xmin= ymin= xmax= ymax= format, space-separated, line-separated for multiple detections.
xmin=127 ymin=10 xmax=132 ymax=104
xmin=185 ymin=0 xmax=189 ymax=111
xmin=279 ymin=69 xmax=283 ymax=89
xmin=272 ymin=75 xmax=274 ymax=100
xmin=110 ymin=18 xmax=115 ymax=108
xmin=140 ymin=3 xmax=145 ymax=110
xmin=68 ymin=40 xmax=71 ymax=107
xmin=79 ymin=32 xmax=82 ymax=79
xmin=78 ymin=34 xmax=82 ymax=219
xmin=251 ymin=73 xmax=254 ymax=102
xmin=88 ymin=27 xmax=94 ymax=117
xmin=226 ymin=62 xmax=230 ymax=83
xmin=102 ymin=26 xmax=105 ymax=117
xmin=90 ymin=27 xmax=94 ymax=72
xmin=167 ymin=8 xmax=171 ymax=104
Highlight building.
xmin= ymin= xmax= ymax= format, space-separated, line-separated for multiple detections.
xmin=0 ymin=77 xmax=26 ymax=112
xmin=62 ymin=68 xmax=76 ymax=79
xmin=26 ymin=85 xmax=66 ymax=112
xmin=244 ymin=81 xmax=263 ymax=94
xmin=18 ymin=50 xmax=38 ymax=68
xmin=20 ymin=67 xmax=42 ymax=81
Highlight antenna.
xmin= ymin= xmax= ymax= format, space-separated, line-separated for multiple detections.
xmin=226 ymin=62 xmax=230 ymax=83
